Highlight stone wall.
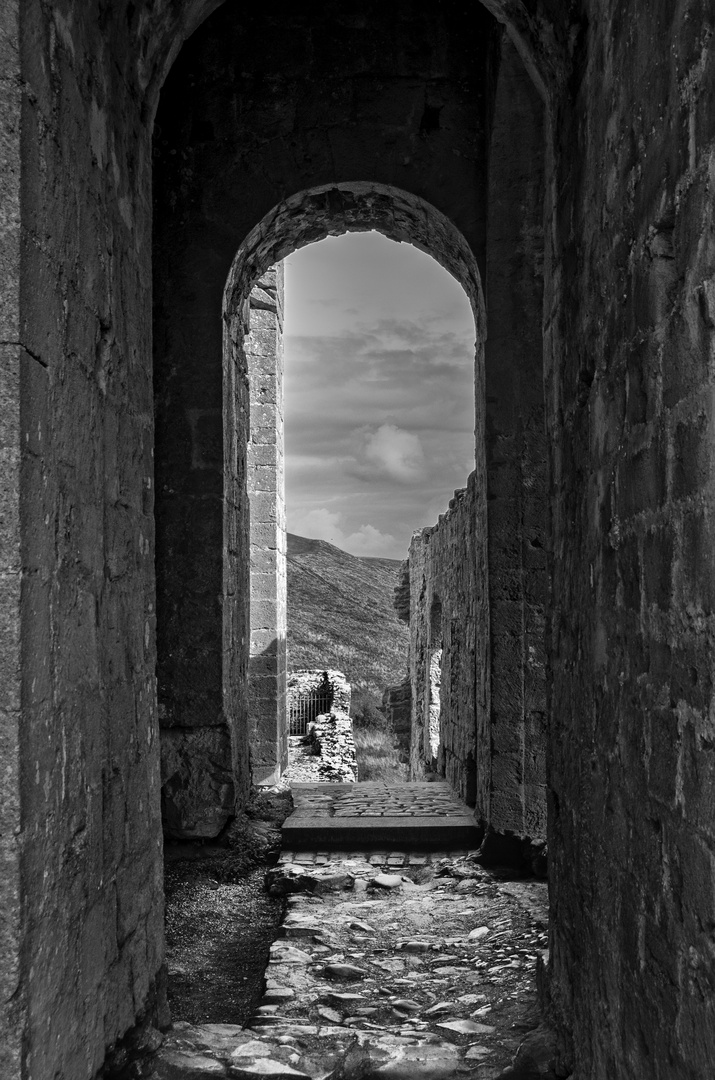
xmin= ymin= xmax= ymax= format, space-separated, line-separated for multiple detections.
xmin=404 ymin=470 xmax=546 ymax=841
xmin=288 ymin=671 xmax=356 ymax=783
xmin=4 ymin=3 xmax=184 ymax=1076
xmin=544 ymin=4 xmax=715 ymax=1075
xmin=1 ymin=7 xmax=22 ymax=1076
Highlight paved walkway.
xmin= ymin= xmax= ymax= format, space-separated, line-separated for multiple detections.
xmin=149 ymin=850 xmax=554 ymax=1080
xmin=283 ymin=782 xmax=481 ymax=850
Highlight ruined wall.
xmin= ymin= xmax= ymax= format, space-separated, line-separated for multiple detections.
xmin=484 ymin=36 xmax=548 ymax=845
xmin=246 ymin=267 xmax=288 ymax=785
xmin=288 ymin=669 xmax=352 ymax=722
xmin=309 ymin=714 xmax=358 ymax=785
xmin=545 ymin=3 xmax=715 ymax=1076
xmin=406 ymin=474 xmax=489 ymax=808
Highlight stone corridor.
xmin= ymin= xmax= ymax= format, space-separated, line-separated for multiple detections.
xmin=5 ymin=3 xmax=715 ymax=1078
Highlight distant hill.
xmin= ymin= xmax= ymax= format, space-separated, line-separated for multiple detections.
xmin=286 ymin=533 xmax=409 ymax=701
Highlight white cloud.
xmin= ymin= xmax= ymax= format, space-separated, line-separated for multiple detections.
xmin=345 ymin=524 xmax=397 ymax=556
xmin=351 ymin=423 xmax=427 ymax=485
xmin=288 ymin=507 xmax=398 ymax=558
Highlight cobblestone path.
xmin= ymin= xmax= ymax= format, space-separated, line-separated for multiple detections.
xmin=149 ymin=849 xmax=554 ymax=1080
xmin=294 ymin=781 xmax=471 ymax=817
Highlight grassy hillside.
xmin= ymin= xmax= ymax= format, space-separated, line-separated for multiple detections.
xmin=286 ymin=532 xmax=409 ymax=702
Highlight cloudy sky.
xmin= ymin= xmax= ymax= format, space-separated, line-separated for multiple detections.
xmin=283 ymin=232 xmax=476 ymax=561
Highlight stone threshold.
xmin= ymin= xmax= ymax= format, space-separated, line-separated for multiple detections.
xmin=282 ymin=781 xmax=481 ymax=851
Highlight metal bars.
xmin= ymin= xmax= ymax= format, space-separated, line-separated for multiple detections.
xmin=288 ymin=686 xmax=333 ymax=736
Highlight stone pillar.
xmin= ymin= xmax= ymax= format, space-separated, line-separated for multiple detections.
xmin=484 ymin=36 xmax=547 ymax=842
xmin=246 ymin=266 xmax=288 ymax=784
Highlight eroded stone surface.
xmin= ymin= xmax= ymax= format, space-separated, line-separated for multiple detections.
xmin=161 ymin=728 xmax=235 ymax=839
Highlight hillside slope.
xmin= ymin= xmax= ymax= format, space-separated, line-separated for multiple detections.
xmin=286 ymin=533 xmax=409 ymax=700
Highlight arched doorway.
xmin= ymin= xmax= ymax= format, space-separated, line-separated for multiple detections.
xmin=221 ymin=182 xmax=488 ymax=798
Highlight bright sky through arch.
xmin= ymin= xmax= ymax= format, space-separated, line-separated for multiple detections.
xmin=283 ymin=231 xmax=476 ymax=561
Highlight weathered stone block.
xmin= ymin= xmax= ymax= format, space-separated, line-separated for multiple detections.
xmin=672 ymin=412 xmax=710 ymax=501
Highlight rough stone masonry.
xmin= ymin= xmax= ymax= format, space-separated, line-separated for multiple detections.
xmin=2 ymin=3 xmax=715 ymax=1080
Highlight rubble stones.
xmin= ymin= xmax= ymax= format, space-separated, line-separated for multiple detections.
xmin=372 ymin=874 xmax=403 ymax=889
xmin=282 ymin=707 xmax=358 ymax=787
xmin=322 ymin=963 xmax=368 ymax=981
xmin=436 ymin=1019 xmax=497 ymax=1037
xmin=231 ymin=1063 xmax=310 ymax=1078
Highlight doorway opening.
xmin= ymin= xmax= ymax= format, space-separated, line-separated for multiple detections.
xmin=279 ymin=229 xmax=476 ymax=782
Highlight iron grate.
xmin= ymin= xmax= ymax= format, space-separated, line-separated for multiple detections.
xmin=287 ymin=686 xmax=333 ymax=736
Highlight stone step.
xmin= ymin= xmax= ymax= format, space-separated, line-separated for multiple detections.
xmin=282 ymin=782 xmax=480 ymax=851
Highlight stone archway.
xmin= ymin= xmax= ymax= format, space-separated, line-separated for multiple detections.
xmin=151 ymin=0 xmax=502 ymax=840
xmin=221 ymin=180 xmax=487 ymax=793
